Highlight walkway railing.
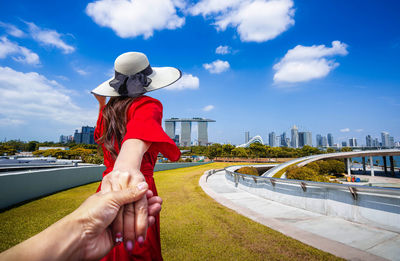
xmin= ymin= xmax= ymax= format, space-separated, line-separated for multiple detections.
xmin=224 ymin=165 xmax=400 ymax=232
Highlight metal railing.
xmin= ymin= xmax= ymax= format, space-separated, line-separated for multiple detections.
xmin=225 ymin=166 xmax=400 ymax=198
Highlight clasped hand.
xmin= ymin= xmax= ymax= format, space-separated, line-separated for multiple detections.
xmin=100 ymin=169 xmax=161 ymax=252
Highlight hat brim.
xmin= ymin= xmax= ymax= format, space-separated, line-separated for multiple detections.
xmin=91 ymin=67 xmax=182 ymax=97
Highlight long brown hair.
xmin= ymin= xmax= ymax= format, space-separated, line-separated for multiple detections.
xmin=96 ymin=96 xmax=136 ymax=159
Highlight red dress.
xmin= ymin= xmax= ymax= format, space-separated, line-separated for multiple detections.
xmin=94 ymin=96 xmax=181 ymax=261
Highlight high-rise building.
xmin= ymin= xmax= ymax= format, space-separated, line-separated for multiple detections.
xmin=327 ymin=133 xmax=334 ymax=147
xmin=59 ymin=135 xmax=72 ymax=144
xmin=304 ymin=132 xmax=312 ymax=147
xmin=269 ymin=132 xmax=277 ymax=147
xmin=349 ymin=138 xmax=357 ymax=147
xmin=180 ymin=121 xmax=192 ymax=146
xmin=198 ymin=121 xmax=209 ymax=146
xmin=245 ymin=131 xmax=250 ymax=143
xmin=322 ymin=136 xmax=328 ymax=147
xmin=165 ymin=121 xmax=176 ymax=139
xmin=373 ymin=138 xmax=379 ymax=147
xmin=389 ymin=136 xmax=395 ymax=148
xmin=366 ymin=135 xmax=372 ymax=147
xmin=316 ymin=134 xmax=323 ymax=147
xmin=342 ymin=141 xmax=347 ymax=147
xmin=291 ymin=125 xmax=299 ymax=148
xmin=381 ymin=132 xmax=390 ymax=147
xmin=74 ymin=126 xmax=95 ymax=144
xmin=280 ymin=132 xmax=287 ymax=147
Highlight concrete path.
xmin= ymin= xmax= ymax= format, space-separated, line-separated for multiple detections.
xmin=200 ymin=171 xmax=400 ymax=261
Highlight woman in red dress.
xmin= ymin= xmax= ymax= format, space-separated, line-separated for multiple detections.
xmin=92 ymin=52 xmax=182 ymax=260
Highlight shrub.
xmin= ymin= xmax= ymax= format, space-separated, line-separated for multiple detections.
xmin=236 ymin=166 xmax=259 ymax=176
xmin=286 ymin=166 xmax=329 ymax=182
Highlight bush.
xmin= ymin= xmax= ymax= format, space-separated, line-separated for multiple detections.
xmin=236 ymin=166 xmax=259 ymax=176
xmin=184 ymin=158 xmax=193 ymax=162
xmin=286 ymin=166 xmax=329 ymax=182
xmin=82 ymin=154 xmax=103 ymax=164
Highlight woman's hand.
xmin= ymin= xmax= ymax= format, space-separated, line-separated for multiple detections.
xmin=101 ymin=169 xmax=153 ymax=251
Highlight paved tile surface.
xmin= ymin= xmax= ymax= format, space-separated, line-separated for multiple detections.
xmin=200 ymin=171 xmax=400 ymax=261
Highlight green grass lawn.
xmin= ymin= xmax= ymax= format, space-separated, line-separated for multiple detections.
xmin=0 ymin=163 xmax=342 ymax=260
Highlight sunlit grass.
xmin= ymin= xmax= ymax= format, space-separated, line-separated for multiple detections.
xmin=0 ymin=163 xmax=341 ymax=260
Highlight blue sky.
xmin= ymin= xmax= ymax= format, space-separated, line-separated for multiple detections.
xmin=0 ymin=0 xmax=399 ymax=145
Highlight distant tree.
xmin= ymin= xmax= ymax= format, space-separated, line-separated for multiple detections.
xmin=27 ymin=141 xmax=39 ymax=152
xmin=232 ymin=147 xmax=248 ymax=158
xmin=206 ymin=143 xmax=222 ymax=160
xmin=248 ymin=142 xmax=266 ymax=158
xmin=221 ymin=144 xmax=235 ymax=157
xmin=326 ymin=148 xmax=336 ymax=153
xmin=341 ymin=147 xmax=352 ymax=152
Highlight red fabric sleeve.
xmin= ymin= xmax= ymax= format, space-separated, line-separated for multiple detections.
xmin=94 ymin=106 xmax=105 ymax=142
xmin=121 ymin=99 xmax=181 ymax=161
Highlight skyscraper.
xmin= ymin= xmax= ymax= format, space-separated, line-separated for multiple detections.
xmin=291 ymin=125 xmax=299 ymax=148
xmin=366 ymin=135 xmax=372 ymax=147
xmin=245 ymin=131 xmax=250 ymax=143
xmin=304 ymin=132 xmax=312 ymax=147
xmin=322 ymin=136 xmax=328 ymax=147
xmin=165 ymin=121 xmax=176 ymax=139
xmin=342 ymin=141 xmax=347 ymax=147
xmin=381 ymin=132 xmax=389 ymax=147
xmin=180 ymin=121 xmax=192 ymax=146
xmin=198 ymin=122 xmax=209 ymax=146
xmin=269 ymin=132 xmax=277 ymax=147
xmin=74 ymin=126 xmax=95 ymax=144
xmin=327 ymin=133 xmax=334 ymax=147
xmin=349 ymin=138 xmax=357 ymax=147
xmin=280 ymin=132 xmax=287 ymax=147
xmin=316 ymin=134 xmax=323 ymax=147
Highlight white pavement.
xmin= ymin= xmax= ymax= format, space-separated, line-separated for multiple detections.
xmin=200 ymin=171 xmax=400 ymax=261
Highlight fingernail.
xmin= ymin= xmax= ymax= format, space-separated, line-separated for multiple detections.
xmin=137 ymin=182 xmax=147 ymax=190
xmin=115 ymin=232 xmax=123 ymax=244
xmin=138 ymin=236 xmax=144 ymax=247
xmin=126 ymin=240 xmax=133 ymax=251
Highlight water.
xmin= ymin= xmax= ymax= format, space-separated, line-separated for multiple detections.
xmin=352 ymin=156 xmax=400 ymax=167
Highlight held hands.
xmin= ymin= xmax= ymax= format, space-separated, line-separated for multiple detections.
xmin=100 ymin=169 xmax=160 ymax=252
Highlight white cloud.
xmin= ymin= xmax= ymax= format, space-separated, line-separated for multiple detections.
xmin=340 ymin=128 xmax=350 ymax=133
xmin=0 ymin=67 xmax=96 ymax=128
xmin=203 ymin=59 xmax=230 ymax=74
xmin=74 ymin=68 xmax=89 ymax=76
xmin=166 ymin=73 xmax=199 ymax=90
xmin=203 ymin=105 xmax=215 ymax=111
xmin=0 ymin=22 xmax=26 ymax=37
xmin=190 ymin=0 xmax=295 ymax=43
xmin=26 ymin=22 xmax=75 ymax=54
xmin=216 ymin=45 xmax=230 ymax=54
xmin=86 ymin=0 xmax=185 ymax=39
xmin=0 ymin=37 xmax=40 ymax=65
xmin=273 ymin=41 xmax=348 ymax=83
xmin=355 ymin=129 xmax=364 ymax=132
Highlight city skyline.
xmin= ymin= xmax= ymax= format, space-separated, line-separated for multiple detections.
xmin=0 ymin=1 xmax=399 ymax=144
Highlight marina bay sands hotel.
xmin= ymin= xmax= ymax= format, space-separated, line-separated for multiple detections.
xmin=164 ymin=118 xmax=215 ymax=146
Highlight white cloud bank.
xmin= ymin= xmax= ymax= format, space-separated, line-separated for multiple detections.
xmin=0 ymin=22 xmax=26 ymax=37
xmin=203 ymin=105 xmax=215 ymax=111
xmin=0 ymin=37 xmax=40 ymax=65
xmin=340 ymin=128 xmax=350 ymax=133
xmin=190 ymin=0 xmax=295 ymax=42
xmin=165 ymin=73 xmax=199 ymax=90
xmin=216 ymin=45 xmax=230 ymax=54
xmin=86 ymin=0 xmax=185 ymax=39
xmin=0 ymin=67 xmax=96 ymax=127
xmin=26 ymin=22 xmax=75 ymax=54
xmin=203 ymin=59 xmax=230 ymax=74
xmin=273 ymin=40 xmax=348 ymax=83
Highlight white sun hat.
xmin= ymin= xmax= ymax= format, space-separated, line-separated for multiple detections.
xmin=91 ymin=52 xmax=182 ymax=97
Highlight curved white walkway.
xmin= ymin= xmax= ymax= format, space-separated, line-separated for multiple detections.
xmin=200 ymin=170 xmax=400 ymax=261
